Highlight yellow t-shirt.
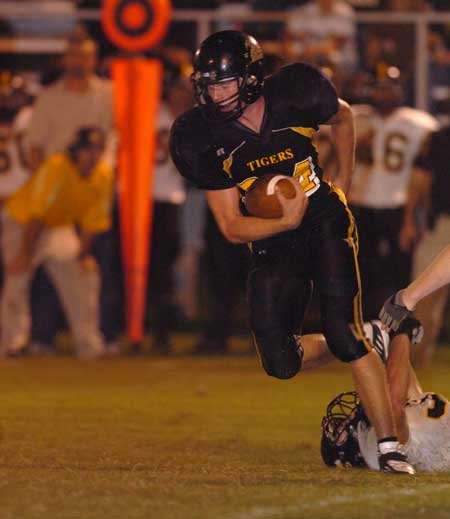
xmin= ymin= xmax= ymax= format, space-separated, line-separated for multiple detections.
xmin=5 ymin=153 xmax=113 ymax=233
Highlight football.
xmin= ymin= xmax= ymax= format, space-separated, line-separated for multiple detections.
xmin=244 ymin=174 xmax=296 ymax=218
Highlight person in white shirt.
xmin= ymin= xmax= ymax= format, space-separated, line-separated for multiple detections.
xmin=349 ymin=76 xmax=439 ymax=318
xmin=284 ymin=0 xmax=357 ymax=74
xmin=26 ymin=38 xmax=114 ymax=170
xmin=0 ymin=110 xmax=29 ymax=204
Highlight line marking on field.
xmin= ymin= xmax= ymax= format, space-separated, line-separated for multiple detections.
xmin=228 ymin=484 xmax=450 ymax=519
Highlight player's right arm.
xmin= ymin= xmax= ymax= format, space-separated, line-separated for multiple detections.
xmin=170 ymin=109 xmax=308 ymax=244
xmin=380 ymin=244 xmax=450 ymax=329
xmin=403 ymin=244 xmax=450 ymax=309
xmin=206 ymin=182 xmax=307 ymax=244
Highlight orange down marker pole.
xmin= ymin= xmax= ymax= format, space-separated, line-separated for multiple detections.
xmin=113 ymin=59 xmax=162 ymax=342
xmin=102 ymin=0 xmax=171 ymax=343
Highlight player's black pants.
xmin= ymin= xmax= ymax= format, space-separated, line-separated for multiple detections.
xmin=247 ymin=192 xmax=372 ymax=379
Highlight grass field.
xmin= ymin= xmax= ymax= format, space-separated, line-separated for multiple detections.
xmin=1 ymin=340 xmax=450 ymax=519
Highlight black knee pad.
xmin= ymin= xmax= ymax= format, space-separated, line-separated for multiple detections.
xmin=253 ymin=332 xmax=302 ymax=379
xmin=266 ymin=352 xmax=301 ymax=380
xmin=323 ymin=320 xmax=371 ymax=363
xmin=248 ymin=266 xmax=308 ymax=379
xmin=320 ymin=292 xmax=373 ymax=363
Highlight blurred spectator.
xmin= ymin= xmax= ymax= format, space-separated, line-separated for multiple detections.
xmin=384 ymin=0 xmax=427 ymax=9
xmin=0 ymin=127 xmax=113 ymax=359
xmin=194 ymin=209 xmax=251 ymax=355
xmin=146 ymin=87 xmax=187 ymax=354
xmin=23 ymin=36 xmax=116 ymax=353
xmin=348 ymin=75 xmax=438 ymax=318
xmin=251 ymin=0 xmax=303 ymax=9
xmin=175 ymin=187 xmax=206 ymax=322
xmin=0 ymin=72 xmax=34 ymax=121
xmin=0 ymin=108 xmax=32 ymax=303
xmin=283 ymin=0 xmax=358 ymax=75
xmin=215 ymin=1 xmax=251 ymax=32
xmin=358 ymin=28 xmax=415 ymax=104
xmin=428 ymin=28 xmax=450 ymax=119
xmin=400 ymin=124 xmax=450 ymax=366
xmin=152 ymin=72 xmax=205 ymax=328
xmin=0 ymin=110 xmax=29 ymax=205
xmin=25 ymin=38 xmax=114 ymax=169
xmin=13 ymin=102 xmax=34 ymax=170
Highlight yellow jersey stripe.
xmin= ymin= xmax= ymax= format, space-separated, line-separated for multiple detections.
xmin=237 ymin=176 xmax=258 ymax=192
xmin=223 ymin=141 xmax=246 ymax=177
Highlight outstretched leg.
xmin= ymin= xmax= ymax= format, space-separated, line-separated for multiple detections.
xmin=247 ymin=264 xmax=312 ymax=380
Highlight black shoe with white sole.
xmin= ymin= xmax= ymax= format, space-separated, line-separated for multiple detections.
xmin=378 ymin=441 xmax=415 ymax=475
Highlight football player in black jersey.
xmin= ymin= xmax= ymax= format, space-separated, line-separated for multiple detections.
xmin=170 ymin=30 xmax=414 ymax=474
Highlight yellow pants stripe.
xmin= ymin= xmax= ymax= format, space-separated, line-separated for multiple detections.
xmin=327 ymin=182 xmax=372 ymax=354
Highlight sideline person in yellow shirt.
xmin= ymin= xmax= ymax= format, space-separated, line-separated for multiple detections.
xmin=0 ymin=127 xmax=113 ymax=358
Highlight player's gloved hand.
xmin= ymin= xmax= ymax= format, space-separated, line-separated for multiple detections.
xmin=379 ymin=290 xmax=412 ymax=331
xmin=396 ymin=316 xmax=424 ymax=345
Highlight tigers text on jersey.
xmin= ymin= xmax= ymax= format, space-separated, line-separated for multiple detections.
xmin=170 ymin=63 xmax=339 ymax=227
xmin=357 ymin=392 xmax=450 ymax=472
xmin=350 ymin=105 xmax=439 ymax=209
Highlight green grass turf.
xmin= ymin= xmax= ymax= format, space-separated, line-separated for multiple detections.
xmin=1 ymin=343 xmax=450 ymax=519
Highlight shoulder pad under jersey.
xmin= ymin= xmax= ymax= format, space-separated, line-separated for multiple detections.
xmin=264 ymin=63 xmax=339 ymax=126
xmin=170 ymin=107 xmax=235 ymax=191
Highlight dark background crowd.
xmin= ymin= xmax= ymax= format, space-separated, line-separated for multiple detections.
xmin=0 ymin=0 xmax=449 ymax=362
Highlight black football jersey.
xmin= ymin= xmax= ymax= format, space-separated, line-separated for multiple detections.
xmin=170 ymin=62 xmax=339 ymax=225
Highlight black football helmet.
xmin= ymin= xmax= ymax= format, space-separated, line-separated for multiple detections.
xmin=321 ymin=391 xmax=367 ymax=469
xmin=68 ymin=126 xmax=105 ymax=155
xmin=369 ymin=68 xmax=404 ymax=114
xmin=191 ymin=30 xmax=265 ymax=123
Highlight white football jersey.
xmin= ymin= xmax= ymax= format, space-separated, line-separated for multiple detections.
xmin=357 ymin=392 xmax=450 ymax=472
xmin=349 ymin=105 xmax=439 ymax=209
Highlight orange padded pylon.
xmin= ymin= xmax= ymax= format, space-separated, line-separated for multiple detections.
xmin=113 ymin=58 xmax=163 ymax=342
